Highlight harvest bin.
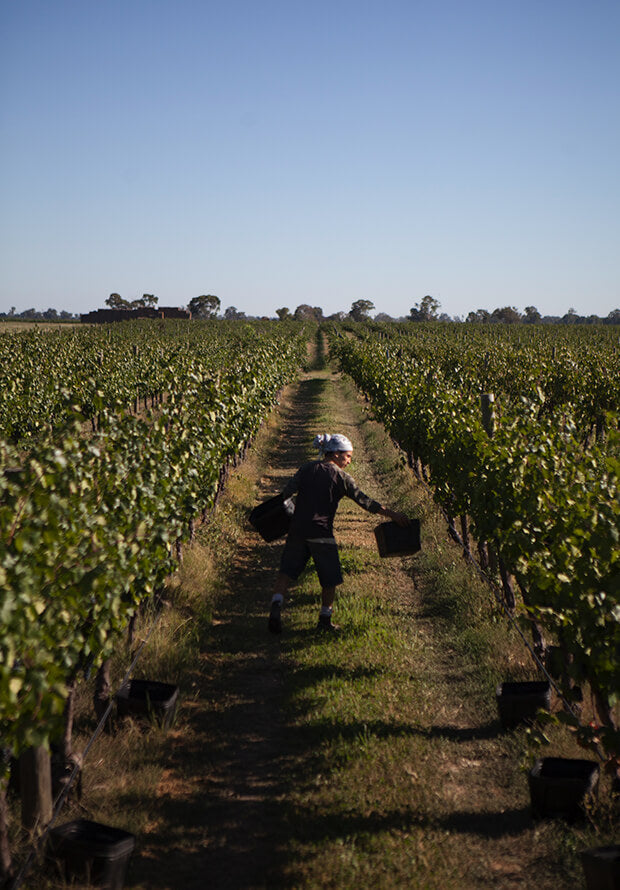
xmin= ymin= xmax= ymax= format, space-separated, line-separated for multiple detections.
xmin=47 ymin=819 xmax=135 ymax=890
xmin=116 ymin=679 xmax=179 ymax=728
xmin=529 ymin=757 xmax=599 ymax=821
xmin=580 ymin=845 xmax=620 ymax=890
xmin=374 ymin=519 xmax=421 ymax=557
xmin=496 ymin=680 xmax=552 ymax=729
xmin=249 ymin=494 xmax=295 ymax=542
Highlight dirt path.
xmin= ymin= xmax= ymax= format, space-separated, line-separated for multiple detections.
xmin=126 ymin=364 xmax=586 ymax=890
xmin=130 ymin=371 xmax=333 ymax=888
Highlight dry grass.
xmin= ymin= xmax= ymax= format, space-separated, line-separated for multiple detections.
xmin=272 ymin=372 xmax=616 ymax=889
xmin=18 ymin=343 xmax=617 ymax=889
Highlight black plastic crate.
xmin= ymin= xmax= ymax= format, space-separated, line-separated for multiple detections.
xmin=529 ymin=757 xmax=599 ymax=821
xmin=496 ymin=680 xmax=552 ymax=729
xmin=374 ymin=519 xmax=421 ymax=557
xmin=116 ymin=679 xmax=179 ymax=728
xmin=47 ymin=819 xmax=135 ymax=890
xmin=249 ymin=494 xmax=295 ymax=542
xmin=581 ymin=845 xmax=620 ymax=890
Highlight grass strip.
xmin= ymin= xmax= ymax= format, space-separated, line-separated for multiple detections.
xmin=26 ymin=351 xmax=617 ymax=889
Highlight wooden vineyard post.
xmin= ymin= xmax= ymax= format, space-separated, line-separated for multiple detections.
xmin=406 ymin=452 xmax=417 ymax=478
xmin=19 ymin=746 xmax=52 ymax=833
xmin=480 ymin=393 xmax=496 ymax=438
xmin=51 ymin=678 xmax=83 ymax=801
xmin=127 ymin=613 xmax=137 ymax=649
xmin=518 ymin=582 xmax=546 ymax=660
xmin=497 ymin=555 xmax=517 ymax=612
xmin=447 ymin=515 xmax=460 ymax=545
xmin=460 ymin=514 xmax=471 ymax=557
xmin=477 ymin=539 xmax=489 ymax=570
xmin=60 ymin=679 xmax=76 ymax=762
xmin=94 ymin=659 xmax=111 ymax=724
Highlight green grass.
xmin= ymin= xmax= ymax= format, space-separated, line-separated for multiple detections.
xmin=263 ymin=371 xmax=616 ymax=889
xmin=21 ymin=353 xmax=618 ymax=889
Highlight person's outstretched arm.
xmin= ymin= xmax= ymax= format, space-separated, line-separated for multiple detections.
xmin=376 ymin=504 xmax=410 ymax=526
xmin=341 ymin=473 xmax=410 ymax=526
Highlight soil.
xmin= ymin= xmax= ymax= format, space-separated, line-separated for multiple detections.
xmin=133 ymin=366 xmax=423 ymax=889
xmin=131 ymin=371 xmax=335 ymax=889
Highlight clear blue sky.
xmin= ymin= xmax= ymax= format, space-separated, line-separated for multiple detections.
xmin=1 ymin=0 xmax=619 ymax=319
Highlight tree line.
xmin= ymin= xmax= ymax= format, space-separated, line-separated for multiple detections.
xmin=0 ymin=307 xmax=79 ymax=321
xmin=2 ymin=293 xmax=619 ymax=325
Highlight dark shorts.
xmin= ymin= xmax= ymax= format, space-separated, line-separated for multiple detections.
xmin=280 ymin=535 xmax=344 ymax=588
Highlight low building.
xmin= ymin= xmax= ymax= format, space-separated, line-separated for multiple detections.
xmin=80 ymin=307 xmax=190 ymax=323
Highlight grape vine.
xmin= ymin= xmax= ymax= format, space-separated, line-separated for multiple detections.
xmin=331 ymin=323 xmax=619 ymax=759
xmin=0 ymin=320 xmax=309 ymax=761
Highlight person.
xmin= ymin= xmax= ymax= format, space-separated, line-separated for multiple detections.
xmin=268 ymin=432 xmax=410 ymax=634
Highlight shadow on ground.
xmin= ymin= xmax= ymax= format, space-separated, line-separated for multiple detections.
xmin=126 ymin=370 xmax=529 ymax=890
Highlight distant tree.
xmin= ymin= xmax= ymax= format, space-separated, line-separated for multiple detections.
xmin=374 ymin=312 xmax=394 ymax=322
xmin=129 ymin=294 xmax=159 ymax=309
xmin=60 ymin=310 xmax=74 ymax=319
xmin=106 ymin=293 xmax=130 ymax=309
xmin=327 ymin=311 xmax=347 ymax=321
xmin=43 ymin=307 xmax=58 ymax=320
xmin=524 ymin=306 xmax=542 ymax=324
xmin=562 ymin=308 xmax=582 ymax=325
xmin=409 ymin=295 xmax=440 ymax=322
xmin=9 ymin=307 xmax=15 ymax=316
xmin=466 ymin=309 xmax=490 ymax=323
xmin=224 ymin=306 xmax=246 ymax=320
xmin=276 ymin=307 xmax=291 ymax=320
xmin=490 ymin=306 xmax=522 ymax=324
xmin=294 ymin=304 xmax=322 ymax=321
xmin=188 ymin=295 xmax=220 ymax=318
xmin=605 ymin=309 xmax=620 ymax=325
xmin=349 ymin=299 xmax=375 ymax=321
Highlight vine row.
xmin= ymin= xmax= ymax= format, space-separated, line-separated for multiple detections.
xmin=0 ymin=322 xmax=308 ymax=763
xmin=331 ymin=325 xmax=619 ymax=762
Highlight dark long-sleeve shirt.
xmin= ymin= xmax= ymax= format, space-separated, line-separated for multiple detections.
xmin=281 ymin=460 xmax=381 ymax=539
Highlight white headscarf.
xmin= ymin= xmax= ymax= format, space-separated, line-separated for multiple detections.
xmin=313 ymin=433 xmax=353 ymax=457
